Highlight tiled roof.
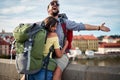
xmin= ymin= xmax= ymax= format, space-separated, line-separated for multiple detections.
xmin=99 ymin=43 xmax=120 ymax=48
xmin=73 ymin=35 xmax=98 ymax=40
xmin=0 ymin=37 xmax=10 ymax=45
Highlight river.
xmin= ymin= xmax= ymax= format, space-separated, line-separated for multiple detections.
xmin=73 ymin=54 xmax=120 ymax=67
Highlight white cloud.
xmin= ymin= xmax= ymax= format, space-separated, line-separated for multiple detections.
xmin=0 ymin=0 xmax=119 ymax=36
xmin=0 ymin=16 xmax=42 ymax=32
xmin=0 ymin=15 xmax=8 ymax=19
xmin=20 ymin=0 xmax=44 ymax=3
xmin=21 ymin=0 xmax=30 ymax=2
xmin=0 ymin=6 xmax=36 ymax=14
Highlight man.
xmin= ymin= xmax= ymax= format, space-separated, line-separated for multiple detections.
xmin=47 ymin=0 xmax=110 ymax=80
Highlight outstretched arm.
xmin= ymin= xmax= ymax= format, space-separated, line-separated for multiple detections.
xmin=66 ymin=20 xmax=110 ymax=32
xmin=84 ymin=23 xmax=110 ymax=32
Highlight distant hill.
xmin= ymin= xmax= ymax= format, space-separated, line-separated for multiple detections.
xmin=97 ymin=35 xmax=120 ymax=40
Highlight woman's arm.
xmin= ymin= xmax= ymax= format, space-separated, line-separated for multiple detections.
xmin=54 ymin=40 xmax=68 ymax=58
xmin=54 ymin=49 xmax=63 ymax=58
xmin=61 ymin=40 xmax=68 ymax=54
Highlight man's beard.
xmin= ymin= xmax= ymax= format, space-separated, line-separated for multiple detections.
xmin=51 ymin=10 xmax=59 ymax=17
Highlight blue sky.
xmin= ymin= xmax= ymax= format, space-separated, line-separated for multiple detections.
xmin=0 ymin=0 xmax=120 ymax=37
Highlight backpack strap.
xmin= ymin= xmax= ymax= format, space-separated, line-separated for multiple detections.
xmin=10 ymin=40 xmax=16 ymax=63
xmin=28 ymin=23 xmax=45 ymax=39
xmin=43 ymin=45 xmax=54 ymax=80
xmin=60 ymin=18 xmax=67 ymax=49
xmin=67 ymin=30 xmax=73 ymax=49
xmin=41 ymin=21 xmax=48 ymax=44
xmin=60 ymin=18 xmax=73 ymax=50
xmin=43 ymin=45 xmax=54 ymax=67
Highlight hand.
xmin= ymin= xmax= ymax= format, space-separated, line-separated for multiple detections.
xmin=61 ymin=49 xmax=65 ymax=54
xmin=99 ymin=23 xmax=110 ymax=32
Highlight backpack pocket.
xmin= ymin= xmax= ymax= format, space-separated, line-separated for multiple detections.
xmin=15 ymin=53 xmax=28 ymax=74
xmin=15 ymin=53 xmax=41 ymax=74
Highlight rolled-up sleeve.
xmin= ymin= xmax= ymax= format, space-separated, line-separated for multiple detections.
xmin=65 ymin=19 xmax=85 ymax=31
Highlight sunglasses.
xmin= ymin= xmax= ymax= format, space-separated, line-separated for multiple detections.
xmin=50 ymin=1 xmax=59 ymax=6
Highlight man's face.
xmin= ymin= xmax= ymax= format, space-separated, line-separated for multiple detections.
xmin=47 ymin=1 xmax=59 ymax=17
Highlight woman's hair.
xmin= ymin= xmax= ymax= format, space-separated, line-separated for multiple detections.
xmin=44 ymin=16 xmax=58 ymax=31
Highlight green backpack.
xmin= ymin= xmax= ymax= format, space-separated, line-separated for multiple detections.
xmin=13 ymin=22 xmax=56 ymax=74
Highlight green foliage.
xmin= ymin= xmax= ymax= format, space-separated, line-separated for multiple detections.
xmin=97 ymin=34 xmax=120 ymax=40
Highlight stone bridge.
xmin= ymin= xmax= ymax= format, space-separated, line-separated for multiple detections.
xmin=0 ymin=59 xmax=120 ymax=80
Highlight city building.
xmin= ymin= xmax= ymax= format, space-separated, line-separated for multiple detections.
xmin=0 ymin=37 xmax=10 ymax=55
xmin=0 ymin=30 xmax=14 ymax=56
xmin=98 ymin=43 xmax=120 ymax=54
xmin=102 ymin=36 xmax=114 ymax=43
xmin=95 ymin=36 xmax=120 ymax=54
xmin=72 ymin=35 xmax=98 ymax=52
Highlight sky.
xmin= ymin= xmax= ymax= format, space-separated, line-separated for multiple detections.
xmin=0 ymin=0 xmax=120 ymax=37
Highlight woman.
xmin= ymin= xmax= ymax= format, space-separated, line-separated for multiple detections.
xmin=43 ymin=16 xmax=68 ymax=80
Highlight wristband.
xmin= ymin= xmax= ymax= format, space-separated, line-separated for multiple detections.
xmin=98 ymin=26 xmax=101 ymax=30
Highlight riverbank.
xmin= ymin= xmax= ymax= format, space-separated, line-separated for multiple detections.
xmin=71 ymin=53 xmax=120 ymax=67
xmin=76 ymin=53 xmax=120 ymax=59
